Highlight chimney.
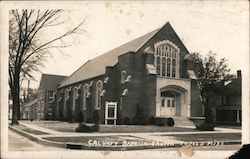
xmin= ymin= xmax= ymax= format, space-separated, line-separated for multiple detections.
xmin=237 ymin=70 xmax=241 ymax=78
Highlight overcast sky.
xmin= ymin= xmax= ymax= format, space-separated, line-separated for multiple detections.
xmin=8 ymin=1 xmax=248 ymax=88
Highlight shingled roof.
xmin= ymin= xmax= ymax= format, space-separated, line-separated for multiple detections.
xmin=38 ymin=74 xmax=68 ymax=91
xmin=59 ymin=28 xmax=160 ymax=88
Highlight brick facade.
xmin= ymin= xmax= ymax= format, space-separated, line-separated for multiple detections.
xmin=54 ymin=22 xmax=204 ymax=124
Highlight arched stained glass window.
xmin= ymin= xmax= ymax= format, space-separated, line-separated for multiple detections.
xmin=154 ymin=40 xmax=179 ymax=78
xmin=95 ymin=81 xmax=103 ymax=110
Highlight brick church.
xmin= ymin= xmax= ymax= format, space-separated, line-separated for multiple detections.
xmin=54 ymin=22 xmax=203 ymax=125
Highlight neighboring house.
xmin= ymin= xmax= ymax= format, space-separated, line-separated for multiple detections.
xmin=216 ymin=70 xmax=242 ymax=125
xmin=55 ymin=22 xmax=204 ymax=125
xmin=20 ymin=99 xmax=38 ymax=120
xmin=37 ymin=74 xmax=67 ymax=120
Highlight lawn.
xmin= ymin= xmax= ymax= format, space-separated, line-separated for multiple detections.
xmin=25 ymin=121 xmax=198 ymax=133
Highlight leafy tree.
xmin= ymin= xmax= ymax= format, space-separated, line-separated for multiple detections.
xmin=9 ymin=9 xmax=85 ymax=124
xmin=192 ymin=51 xmax=235 ymax=126
xmin=76 ymin=111 xmax=84 ymax=123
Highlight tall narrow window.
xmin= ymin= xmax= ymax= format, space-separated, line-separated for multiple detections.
xmin=156 ymin=57 xmax=161 ymax=75
xmin=162 ymin=57 xmax=166 ymax=76
xmin=95 ymin=81 xmax=103 ymax=110
xmin=172 ymin=59 xmax=176 ymax=77
xmin=167 ymin=58 xmax=171 ymax=77
xmin=82 ymin=84 xmax=88 ymax=110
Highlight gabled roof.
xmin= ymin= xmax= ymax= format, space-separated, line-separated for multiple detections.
xmin=59 ymin=28 xmax=160 ymax=88
xmin=225 ymin=77 xmax=241 ymax=96
xmin=38 ymin=74 xmax=68 ymax=91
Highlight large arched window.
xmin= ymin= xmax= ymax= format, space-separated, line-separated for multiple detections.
xmin=95 ymin=81 xmax=103 ymax=110
xmin=82 ymin=84 xmax=89 ymax=110
xmin=154 ymin=40 xmax=180 ymax=78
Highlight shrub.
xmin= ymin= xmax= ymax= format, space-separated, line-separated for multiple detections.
xmin=196 ymin=122 xmax=215 ymax=131
xmin=76 ymin=111 xmax=84 ymax=123
xmin=167 ymin=117 xmax=175 ymax=127
xmin=76 ymin=123 xmax=99 ymax=132
xmin=87 ymin=118 xmax=92 ymax=123
xmin=154 ymin=118 xmax=167 ymax=126
xmin=117 ymin=117 xmax=122 ymax=125
xmin=147 ymin=116 xmax=155 ymax=125
xmin=93 ymin=110 xmax=100 ymax=125
xmin=67 ymin=108 xmax=73 ymax=122
xmin=44 ymin=114 xmax=50 ymax=120
xmin=123 ymin=117 xmax=130 ymax=125
xmin=132 ymin=104 xmax=146 ymax=125
xmin=59 ymin=109 xmax=64 ymax=121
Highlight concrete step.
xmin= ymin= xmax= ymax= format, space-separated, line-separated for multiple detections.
xmin=172 ymin=116 xmax=195 ymax=126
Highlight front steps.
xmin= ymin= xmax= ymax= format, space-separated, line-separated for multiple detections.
xmin=171 ymin=116 xmax=196 ymax=126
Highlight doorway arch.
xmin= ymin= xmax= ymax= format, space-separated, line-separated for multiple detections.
xmin=159 ymin=85 xmax=190 ymax=117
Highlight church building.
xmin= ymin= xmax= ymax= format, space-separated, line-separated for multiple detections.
xmin=54 ymin=22 xmax=203 ymax=125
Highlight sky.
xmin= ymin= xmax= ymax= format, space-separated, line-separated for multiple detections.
xmin=7 ymin=1 xmax=249 ymax=88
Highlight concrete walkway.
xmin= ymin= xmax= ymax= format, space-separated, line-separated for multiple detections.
xmin=19 ymin=121 xmax=65 ymax=135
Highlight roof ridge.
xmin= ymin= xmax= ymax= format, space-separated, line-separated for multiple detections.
xmin=41 ymin=73 xmax=68 ymax=77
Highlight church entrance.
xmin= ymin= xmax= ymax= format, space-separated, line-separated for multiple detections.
xmin=160 ymin=92 xmax=176 ymax=116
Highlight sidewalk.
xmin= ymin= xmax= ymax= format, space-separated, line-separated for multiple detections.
xmin=9 ymin=129 xmax=64 ymax=151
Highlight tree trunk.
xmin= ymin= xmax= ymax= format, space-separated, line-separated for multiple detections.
xmin=10 ymin=74 xmax=21 ymax=125
xmin=11 ymin=88 xmax=19 ymax=124
xmin=204 ymin=97 xmax=215 ymax=124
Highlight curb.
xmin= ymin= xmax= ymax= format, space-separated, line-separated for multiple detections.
xmin=9 ymin=125 xmax=66 ymax=149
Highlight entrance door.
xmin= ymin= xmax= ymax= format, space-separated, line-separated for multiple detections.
xmin=105 ymin=102 xmax=117 ymax=125
xmin=160 ymin=97 xmax=176 ymax=116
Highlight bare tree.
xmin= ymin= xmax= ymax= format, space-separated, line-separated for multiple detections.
xmin=9 ymin=9 xmax=85 ymax=124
